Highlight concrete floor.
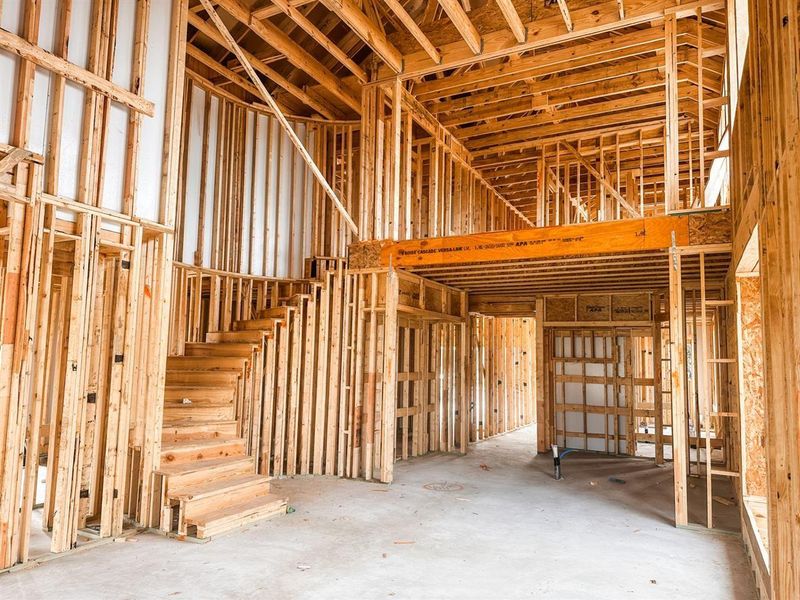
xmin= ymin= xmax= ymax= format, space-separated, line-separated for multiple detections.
xmin=3 ymin=426 xmax=756 ymax=599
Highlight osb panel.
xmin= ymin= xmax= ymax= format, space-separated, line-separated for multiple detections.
xmin=739 ymin=275 xmax=767 ymax=497
xmin=611 ymin=293 xmax=651 ymax=321
xmin=577 ymin=295 xmax=610 ymax=321
xmin=398 ymin=277 xmax=421 ymax=308
xmin=688 ymin=211 xmax=732 ymax=245
xmin=423 ymin=286 xmax=443 ymax=313
xmin=545 ymin=296 xmax=576 ymax=321
xmin=348 ymin=240 xmax=383 ymax=269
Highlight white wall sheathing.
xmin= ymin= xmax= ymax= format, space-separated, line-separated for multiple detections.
xmin=276 ymin=127 xmax=293 ymax=278
xmin=134 ymin=0 xmax=171 ymax=221
xmin=240 ymin=109 xmax=255 ymax=273
xmin=290 ymin=123 xmax=306 ymax=277
xmin=28 ymin=0 xmax=58 ymax=155
xmin=57 ymin=0 xmax=92 ymax=200
xmin=250 ymin=113 xmax=268 ymax=276
xmin=112 ymin=0 xmax=136 ymax=88
xmin=0 ymin=0 xmax=24 ymax=145
xmin=57 ymin=82 xmax=85 ymax=200
xmin=202 ymin=96 xmax=220 ymax=268
xmin=100 ymin=104 xmax=128 ymax=212
xmin=264 ymin=119 xmax=279 ymax=276
xmin=181 ymin=85 xmax=206 ymax=264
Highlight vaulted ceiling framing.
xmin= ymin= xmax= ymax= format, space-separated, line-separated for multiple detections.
xmin=186 ymin=0 xmax=728 ymax=222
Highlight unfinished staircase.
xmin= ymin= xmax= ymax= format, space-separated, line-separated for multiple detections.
xmin=158 ymin=311 xmax=290 ymax=540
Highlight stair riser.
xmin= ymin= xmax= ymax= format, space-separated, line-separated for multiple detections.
xmin=166 ymin=357 xmax=247 ymax=371
xmin=166 ymin=372 xmax=240 ymax=386
xmin=257 ymin=308 xmax=287 ymax=319
xmin=185 ymin=347 xmax=255 ymax=358
xmin=233 ymin=320 xmax=276 ymax=331
xmin=163 ymin=398 xmax=235 ymax=407
xmin=163 ymin=406 xmax=236 ymax=422
xmin=206 ymin=332 xmax=264 ymax=343
xmin=161 ymin=440 xmax=246 ymax=465
xmin=161 ymin=426 xmax=237 ymax=442
xmin=164 ymin=388 xmax=235 ymax=401
xmin=182 ymin=480 xmax=271 ymax=520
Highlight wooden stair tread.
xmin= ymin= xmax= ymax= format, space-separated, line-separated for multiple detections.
xmin=168 ymin=473 xmax=269 ymax=501
xmin=157 ymin=455 xmax=254 ymax=476
xmin=185 ymin=494 xmax=287 ymax=529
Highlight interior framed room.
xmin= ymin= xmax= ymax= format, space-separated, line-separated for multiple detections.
xmin=0 ymin=0 xmax=797 ymax=597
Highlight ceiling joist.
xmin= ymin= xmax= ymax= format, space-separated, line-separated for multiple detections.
xmin=320 ymin=0 xmax=404 ymax=72
xmin=436 ymin=0 xmax=483 ymax=55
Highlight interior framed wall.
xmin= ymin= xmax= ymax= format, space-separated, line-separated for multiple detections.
xmin=468 ymin=315 xmax=537 ymax=444
xmin=728 ymin=0 xmax=799 ymax=593
xmin=539 ymin=292 xmax=667 ymax=462
xmin=0 ymin=0 xmax=188 ymax=569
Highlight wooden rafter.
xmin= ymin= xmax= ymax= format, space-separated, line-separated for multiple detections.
xmin=320 ymin=0 xmax=404 ymax=72
xmin=269 ymin=0 xmax=368 ymax=83
xmin=381 ymin=0 xmax=441 ymax=64
xmin=556 ymin=0 xmax=573 ymax=32
xmin=252 ymin=0 xmax=316 ymax=20
xmin=211 ymin=0 xmax=361 ymax=112
xmin=495 ymin=0 xmax=527 ymax=43
xmin=197 ymin=0 xmax=360 ymax=237
xmin=380 ymin=0 xmax=725 ymax=80
xmin=187 ymin=11 xmax=339 ymax=118
xmin=436 ymin=0 xmax=482 ymax=55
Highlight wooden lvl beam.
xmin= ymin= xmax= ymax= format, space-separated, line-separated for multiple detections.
xmin=0 ymin=28 xmax=155 ymax=116
xmin=382 ymin=0 xmax=441 ymax=64
xmin=436 ymin=0 xmax=482 ymax=55
xmin=494 ymin=0 xmax=526 ymax=43
xmin=198 ymin=0 xmax=360 ymax=237
xmin=212 ymin=0 xmax=361 ymax=112
xmin=320 ymin=0 xmax=404 ymax=72
xmin=355 ymin=212 xmax=730 ymax=268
